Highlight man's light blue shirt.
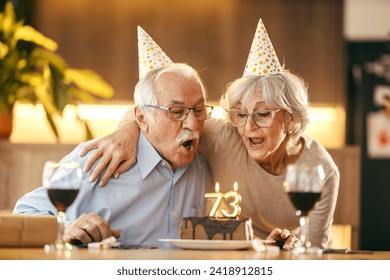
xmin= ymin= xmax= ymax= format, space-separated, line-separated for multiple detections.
xmin=14 ymin=132 xmax=212 ymax=247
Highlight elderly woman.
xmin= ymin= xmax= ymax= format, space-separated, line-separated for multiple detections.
xmin=80 ymin=19 xmax=339 ymax=250
xmin=198 ymin=70 xmax=339 ymax=250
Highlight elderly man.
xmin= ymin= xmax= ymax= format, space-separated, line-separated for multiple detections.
xmin=13 ymin=27 xmax=213 ymax=247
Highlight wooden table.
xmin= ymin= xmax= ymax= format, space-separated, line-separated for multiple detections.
xmin=1 ymin=246 xmax=389 ymax=280
xmin=0 ymin=247 xmax=389 ymax=260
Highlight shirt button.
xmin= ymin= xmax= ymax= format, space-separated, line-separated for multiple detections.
xmin=161 ymin=162 xmax=166 ymax=167
xmin=171 ymin=211 xmax=176 ymax=217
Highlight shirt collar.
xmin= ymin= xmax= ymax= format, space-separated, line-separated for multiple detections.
xmin=137 ymin=132 xmax=163 ymax=179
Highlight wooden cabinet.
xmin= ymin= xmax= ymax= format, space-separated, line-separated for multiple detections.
xmin=327 ymin=146 xmax=361 ymax=250
xmin=34 ymin=0 xmax=345 ymax=105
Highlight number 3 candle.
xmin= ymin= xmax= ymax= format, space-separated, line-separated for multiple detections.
xmin=221 ymin=182 xmax=242 ymax=218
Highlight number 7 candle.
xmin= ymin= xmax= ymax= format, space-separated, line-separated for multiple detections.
xmin=204 ymin=182 xmax=224 ymax=217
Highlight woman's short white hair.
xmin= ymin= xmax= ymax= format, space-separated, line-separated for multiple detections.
xmin=220 ymin=69 xmax=310 ymax=155
xmin=134 ymin=63 xmax=207 ymax=119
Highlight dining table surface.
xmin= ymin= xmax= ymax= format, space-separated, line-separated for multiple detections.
xmin=0 ymin=246 xmax=389 ymax=260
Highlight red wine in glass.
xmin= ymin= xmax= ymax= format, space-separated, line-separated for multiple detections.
xmin=47 ymin=188 xmax=79 ymax=212
xmin=43 ymin=161 xmax=82 ymax=252
xmin=284 ymin=164 xmax=325 ymax=255
xmin=288 ymin=192 xmax=321 ymax=216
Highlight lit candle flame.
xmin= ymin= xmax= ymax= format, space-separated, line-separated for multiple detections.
xmin=215 ymin=182 xmax=220 ymax=193
xmin=233 ymin=182 xmax=238 ymax=192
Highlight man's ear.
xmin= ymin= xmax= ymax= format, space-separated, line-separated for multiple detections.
xmin=135 ymin=107 xmax=148 ymax=133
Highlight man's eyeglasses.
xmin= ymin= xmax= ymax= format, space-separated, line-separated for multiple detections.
xmin=145 ymin=104 xmax=214 ymax=121
xmin=226 ymin=109 xmax=280 ymax=128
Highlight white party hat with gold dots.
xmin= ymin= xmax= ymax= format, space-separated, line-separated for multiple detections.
xmin=243 ymin=19 xmax=282 ymax=77
xmin=138 ymin=26 xmax=173 ymax=79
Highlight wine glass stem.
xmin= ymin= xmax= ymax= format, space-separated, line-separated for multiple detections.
xmin=56 ymin=211 xmax=66 ymax=245
xmin=299 ymin=215 xmax=311 ymax=248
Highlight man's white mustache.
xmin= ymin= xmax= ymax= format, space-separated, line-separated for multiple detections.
xmin=177 ymin=130 xmax=200 ymax=143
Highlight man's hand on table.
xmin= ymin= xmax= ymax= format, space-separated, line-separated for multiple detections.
xmin=63 ymin=212 xmax=120 ymax=245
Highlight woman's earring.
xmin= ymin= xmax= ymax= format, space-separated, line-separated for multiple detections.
xmin=288 ymin=130 xmax=293 ymax=135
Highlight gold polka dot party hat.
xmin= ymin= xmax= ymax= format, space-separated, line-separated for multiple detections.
xmin=138 ymin=26 xmax=173 ymax=79
xmin=243 ymin=19 xmax=282 ymax=77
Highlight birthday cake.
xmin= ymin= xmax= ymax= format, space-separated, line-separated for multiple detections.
xmin=181 ymin=182 xmax=253 ymax=241
xmin=180 ymin=216 xmax=253 ymax=241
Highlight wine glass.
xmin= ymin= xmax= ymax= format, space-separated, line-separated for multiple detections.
xmin=283 ymin=163 xmax=325 ymax=255
xmin=43 ymin=161 xmax=82 ymax=252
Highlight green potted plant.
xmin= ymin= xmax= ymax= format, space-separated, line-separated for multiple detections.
xmin=0 ymin=1 xmax=114 ymax=140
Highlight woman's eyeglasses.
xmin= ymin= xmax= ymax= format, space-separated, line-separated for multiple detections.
xmin=226 ymin=109 xmax=280 ymax=128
